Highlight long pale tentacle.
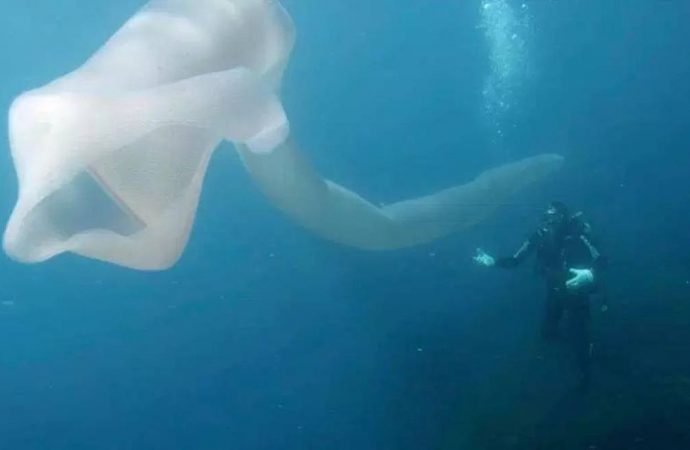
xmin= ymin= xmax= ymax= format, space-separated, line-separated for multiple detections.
xmin=238 ymin=140 xmax=564 ymax=249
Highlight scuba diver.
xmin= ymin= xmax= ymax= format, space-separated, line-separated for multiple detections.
xmin=473 ymin=201 xmax=606 ymax=390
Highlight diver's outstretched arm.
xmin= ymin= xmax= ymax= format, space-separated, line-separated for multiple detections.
xmin=237 ymin=139 xmax=564 ymax=250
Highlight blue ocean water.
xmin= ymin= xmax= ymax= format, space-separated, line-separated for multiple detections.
xmin=0 ymin=1 xmax=689 ymax=449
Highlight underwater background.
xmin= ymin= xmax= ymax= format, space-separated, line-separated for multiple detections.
xmin=0 ymin=1 xmax=689 ymax=449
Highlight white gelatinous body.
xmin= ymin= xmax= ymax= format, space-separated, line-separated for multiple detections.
xmin=4 ymin=0 xmax=563 ymax=271
xmin=5 ymin=0 xmax=294 ymax=269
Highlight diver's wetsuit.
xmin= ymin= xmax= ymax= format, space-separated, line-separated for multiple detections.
xmin=495 ymin=214 xmax=604 ymax=384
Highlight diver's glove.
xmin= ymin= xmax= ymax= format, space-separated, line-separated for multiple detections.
xmin=473 ymin=248 xmax=496 ymax=267
xmin=566 ymin=268 xmax=594 ymax=292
